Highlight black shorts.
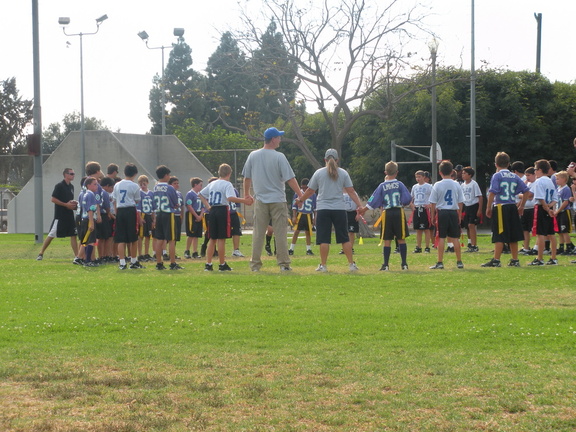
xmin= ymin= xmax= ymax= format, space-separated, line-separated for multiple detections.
xmin=315 ymin=209 xmax=349 ymax=244
xmin=437 ymin=210 xmax=461 ymax=239
xmin=207 ymin=206 xmax=231 ymax=240
xmin=79 ymin=219 xmax=96 ymax=245
xmin=185 ymin=212 xmax=204 ymax=238
xmin=114 ymin=207 xmax=138 ymax=244
xmin=533 ymin=205 xmax=555 ymax=236
xmin=48 ymin=217 xmax=77 ymax=238
xmin=556 ymin=210 xmax=572 ymax=234
xmin=139 ymin=213 xmax=154 ymax=238
xmin=96 ymin=215 xmax=112 ymax=240
xmin=346 ymin=210 xmax=359 ymax=233
xmin=155 ymin=212 xmax=177 ymax=241
xmin=230 ymin=212 xmax=242 ymax=236
xmin=462 ymin=203 xmax=480 ymax=227
xmin=174 ymin=215 xmax=182 ymax=241
xmin=295 ymin=212 xmax=314 ymax=232
xmin=490 ymin=204 xmax=523 ymax=243
xmin=412 ymin=206 xmax=431 ymax=230
xmin=381 ymin=208 xmax=409 ymax=241
xmin=521 ymin=207 xmax=535 ymax=232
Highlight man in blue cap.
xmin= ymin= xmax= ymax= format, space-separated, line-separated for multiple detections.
xmin=242 ymin=127 xmax=303 ymax=271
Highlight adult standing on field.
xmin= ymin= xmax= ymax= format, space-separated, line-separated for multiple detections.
xmin=242 ymin=127 xmax=303 ymax=272
xmin=299 ymin=149 xmax=363 ymax=273
xmin=37 ymin=168 xmax=79 ymax=262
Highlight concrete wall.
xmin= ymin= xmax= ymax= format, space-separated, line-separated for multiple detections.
xmin=8 ymin=131 xmax=213 ymax=233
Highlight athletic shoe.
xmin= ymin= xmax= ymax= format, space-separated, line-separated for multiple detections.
xmin=144 ymin=254 xmax=153 ymax=262
xmin=170 ymin=263 xmax=184 ymax=270
xmin=280 ymin=265 xmax=292 ymax=272
xmin=265 ymin=244 xmax=273 ymax=256
xmin=73 ymin=257 xmax=83 ymax=265
xmin=481 ymin=258 xmax=501 ymax=268
xmin=349 ymin=262 xmax=359 ymax=272
xmin=445 ymin=246 xmax=455 ymax=253
xmin=543 ymin=249 xmax=551 ymax=255
xmin=204 ymin=263 xmax=213 ymax=272
xmin=379 ymin=264 xmax=389 ymax=271
xmin=36 ymin=254 xmax=43 ymax=261
xmin=184 ymin=250 xmax=192 ymax=259
xmin=338 ymin=249 xmax=344 ymax=255
xmin=424 ymin=247 xmax=431 ymax=253
xmin=457 ymin=261 xmax=464 ymax=269
xmin=288 ymin=249 xmax=294 ymax=256
xmin=413 ymin=247 xmax=422 ymax=253
xmin=528 ymin=258 xmax=545 ymax=266
xmin=306 ymin=249 xmax=314 ymax=256
xmin=83 ymin=261 xmax=99 ymax=267
xmin=401 ymin=264 xmax=409 ymax=270
xmin=232 ymin=250 xmax=245 ymax=257
xmin=130 ymin=261 xmax=144 ymax=269
xmin=315 ymin=264 xmax=328 ymax=272
xmin=163 ymin=253 xmax=170 ymax=261
xmin=519 ymin=248 xmax=531 ymax=255
xmin=508 ymin=259 xmax=520 ymax=267
xmin=156 ymin=263 xmax=166 ymax=271
xmin=393 ymin=247 xmax=400 ymax=254
xmin=219 ymin=262 xmax=232 ymax=271
xmin=466 ymin=245 xmax=479 ymax=253
xmin=118 ymin=264 xmax=128 ymax=270
xmin=429 ymin=262 xmax=444 ymax=270
xmin=545 ymin=258 xmax=558 ymax=266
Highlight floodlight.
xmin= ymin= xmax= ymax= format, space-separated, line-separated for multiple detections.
xmin=58 ymin=17 xmax=70 ymax=26
xmin=138 ymin=30 xmax=149 ymax=41
xmin=96 ymin=14 xmax=108 ymax=24
xmin=173 ymin=28 xmax=185 ymax=37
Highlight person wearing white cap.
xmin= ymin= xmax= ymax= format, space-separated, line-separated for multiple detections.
xmin=242 ymin=127 xmax=303 ymax=272
xmin=298 ymin=148 xmax=363 ymax=272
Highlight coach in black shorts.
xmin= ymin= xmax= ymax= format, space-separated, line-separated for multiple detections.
xmin=37 ymin=168 xmax=79 ymax=262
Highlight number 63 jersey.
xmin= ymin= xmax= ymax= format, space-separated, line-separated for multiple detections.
xmin=429 ymin=179 xmax=465 ymax=210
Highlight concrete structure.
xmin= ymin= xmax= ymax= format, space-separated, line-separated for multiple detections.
xmin=8 ymin=131 xmax=213 ymax=233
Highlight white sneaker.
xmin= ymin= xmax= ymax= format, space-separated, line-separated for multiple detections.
xmin=232 ymin=249 xmax=244 ymax=257
xmin=349 ymin=262 xmax=359 ymax=272
xmin=316 ymin=264 xmax=328 ymax=272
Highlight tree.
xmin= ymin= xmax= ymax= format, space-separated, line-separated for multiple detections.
xmin=236 ymin=0 xmax=429 ymax=168
xmin=0 ymin=78 xmax=32 ymax=155
xmin=0 ymin=78 xmax=33 ymax=185
xmin=42 ymin=112 xmax=108 ymax=154
xmin=206 ymin=32 xmax=255 ymax=129
xmin=149 ymin=36 xmax=208 ymax=134
xmin=173 ymin=118 xmax=257 ymax=182
xmin=349 ymin=68 xmax=576 ymax=193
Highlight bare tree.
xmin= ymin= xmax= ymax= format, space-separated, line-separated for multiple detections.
xmin=235 ymin=0 xmax=430 ymax=168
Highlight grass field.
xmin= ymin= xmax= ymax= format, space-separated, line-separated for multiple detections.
xmin=1 ymin=233 xmax=575 ymax=431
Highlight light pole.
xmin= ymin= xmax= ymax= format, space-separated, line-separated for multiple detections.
xmin=429 ymin=38 xmax=439 ymax=183
xmin=138 ymin=28 xmax=185 ymax=136
xmin=58 ymin=14 xmax=108 ymax=170
xmin=534 ymin=13 xmax=542 ymax=74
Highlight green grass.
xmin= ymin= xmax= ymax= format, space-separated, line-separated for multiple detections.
xmin=1 ymin=233 xmax=575 ymax=431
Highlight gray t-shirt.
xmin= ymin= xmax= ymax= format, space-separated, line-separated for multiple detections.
xmin=308 ymin=167 xmax=353 ymax=211
xmin=242 ymin=148 xmax=295 ymax=203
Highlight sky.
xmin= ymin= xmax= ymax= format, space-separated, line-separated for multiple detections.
xmin=1 ymin=0 xmax=575 ymax=136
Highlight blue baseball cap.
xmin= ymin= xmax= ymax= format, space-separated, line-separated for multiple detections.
xmin=264 ymin=127 xmax=285 ymax=140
